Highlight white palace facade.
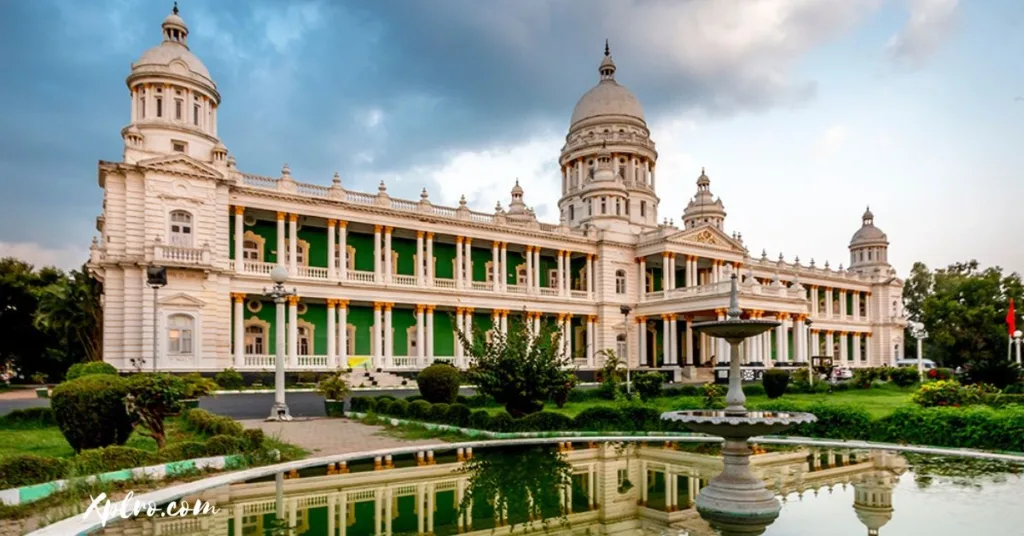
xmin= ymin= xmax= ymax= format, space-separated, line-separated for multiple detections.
xmin=88 ymin=7 xmax=908 ymax=378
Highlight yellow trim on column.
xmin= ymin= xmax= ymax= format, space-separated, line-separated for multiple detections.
xmin=231 ymin=293 xmax=246 ymax=303
xmin=233 ymin=205 xmax=244 ymax=216
xmin=276 ymin=211 xmax=286 ymax=221
xmin=287 ymin=295 xmax=300 ymax=306
xmin=289 ymin=213 xmax=299 ymax=223
xmin=338 ymin=220 xmax=348 ymax=228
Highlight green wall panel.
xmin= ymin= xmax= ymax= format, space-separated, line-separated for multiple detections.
xmin=392 ymin=236 xmax=417 ymax=276
xmin=297 ymin=225 xmax=328 ymax=268
xmin=347 ymin=305 xmax=374 ymax=356
xmin=298 ymin=505 xmax=327 ymax=535
xmin=434 ymin=243 xmax=456 ymax=279
xmin=434 ymin=312 xmax=455 ymax=356
xmin=299 ymin=302 xmax=327 ymax=355
xmin=348 ymin=500 xmax=376 ymax=536
xmin=244 ymin=220 xmax=280 ymax=264
xmin=470 ymin=246 xmax=491 ymax=282
xmin=348 ymin=231 xmax=376 ymax=272
xmin=392 ymin=308 xmax=415 ymax=356
xmin=505 ymin=251 xmax=525 ymax=284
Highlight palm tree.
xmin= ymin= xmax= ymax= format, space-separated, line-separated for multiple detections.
xmin=34 ymin=267 xmax=102 ymax=363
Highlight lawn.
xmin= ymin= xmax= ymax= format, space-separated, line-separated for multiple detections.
xmin=0 ymin=418 xmax=207 ymax=459
xmin=479 ymin=383 xmax=916 ymax=419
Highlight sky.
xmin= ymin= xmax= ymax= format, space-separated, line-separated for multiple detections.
xmin=0 ymin=0 xmax=1021 ymax=277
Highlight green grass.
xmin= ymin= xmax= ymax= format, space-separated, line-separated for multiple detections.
xmin=479 ymin=383 xmax=916 ymax=419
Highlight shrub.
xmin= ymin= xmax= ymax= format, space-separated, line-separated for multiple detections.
xmin=464 ymin=394 xmax=491 ymax=407
xmin=316 ymin=371 xmax=351 ymax=400
xmin=888 ymin=367 xmax=920 ymax=388
xmin=124 ymin=373 xmax=188 ymax=449
xmin=743 ymin=383 xmax=766 ymax=397
xmin=184 ymin=408 xmax=244 ymax=436
xmin=51 ymin=374 xmax=135 ymax=452
xmin=241 ymin=428 xmax=265 ymax=452
xmin=160 ymin=441 xmax=208 ymax=462
xmin=417 ymin=364 xmax=461 ymax=404
xmin=927 ymin=368 xmax=955 ymax=382
xmin=791 ymin=403 xmax=873 ymax=440
xmin=0 ymin=455 xmax=66 ymax=488
xmin=375 ymin=398 xmax=393 ymax=415
xmin=180 ymin=373 xmax=219 ymax=399
xmin=0 ymin=407 xmax=56 ymax=428
xmin=389 ymin=399 xmax=409 ymax=418
xmin=214 ymin=368 xmax=244 ymax=390
xmin=762 ymin=369 xmax=790 ymax=399
xmin=516 ymin=411 xmax=573 ymax=432
xmin=912 ymin=380 xmax=994 ymax=408
xmin=573 ymin=407 xmax=625 ymax=431
xmin=65 ymin=361 xmax=118 ymax=381
xmin=701 ymin=383 xmax=726 ymax=409
xmin=468 ymin=410 xmax=491 ymax=430
xmin=487 ymin=412 xmax=515 ymax=432
xmin=407 ymin=399 xmax=431 ymax=420
xmin=205 ymin=435 xmax=246 ymax=456
xmin=428 ymin=403 xmax=450 ymax=423
xmin=595 ymin=381 xmax=618 ymax=400
xmin=74 ymin=446 xmax=155 ymax=475
xmin=633 ymin=372 xmax=664 ymax=401
xmin=446 ymin=404 xmax=473 ymax=427
xmin=852 ymin=368 xmax=881 ymax=389
xmin=350 ymin=397 xmax=376 ymax=413
xmin=297 ymin=371 xmax=319 ymax=384
xmin=873 ymin=405 xmax=1024 ymax=452
xmin=965 ymin=359 xmax=1022 ymax=390
xmin=567 ymin=389 xmax=592 ymax=403
xmin=618 ymin=405 xmax=662 ymax=432
xmin=551 ymin=376 xmax=578 ymax=408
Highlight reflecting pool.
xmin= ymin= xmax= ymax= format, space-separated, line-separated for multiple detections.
xmin=96 ymin=441 xmax=1024 ymax=535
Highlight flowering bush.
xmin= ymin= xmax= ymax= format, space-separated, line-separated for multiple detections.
xmin=912 ymin=380 xmax=997 ymax=408
xmin=927 ymin=367 xmax=955 ymax=381
xmin=701 ymin=383 xmax=726 ymax=409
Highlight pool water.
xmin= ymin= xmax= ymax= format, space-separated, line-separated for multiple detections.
xmin=97 ymin=441 xmax=1024 ymax=535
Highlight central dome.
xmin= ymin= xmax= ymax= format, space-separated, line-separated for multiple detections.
xmin=570 ymin=42 xmax=645 ymax=128
xmin=131 ymin=4 xmax=213 ymax=84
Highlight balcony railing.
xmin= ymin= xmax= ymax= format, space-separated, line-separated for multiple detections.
xmin=433 ymin=278 xmax=456 ymax=289
xmin=296 ymin=265 xmax=329 ymax=280
xmin=349 ymin=270 xmax=375 ymax=283
xmin=155 ymin=244 xmax=210 ymax=265
xmin=643 ymin=280 xmax=806 ymax=301
xmin=393 ymin=274 xmax=416 ymax=286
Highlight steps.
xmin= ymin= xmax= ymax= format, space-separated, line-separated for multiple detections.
xmin=351 ymin=370 xmax=415 ymax=389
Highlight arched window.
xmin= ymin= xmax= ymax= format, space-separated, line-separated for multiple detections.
xmin=615 ymin=270 xmax=627 ymax=294
xmin=245 ymin=323 xmax=266 ymax=354
xmin=297 ymin=325 xmax=312 ymax=355
xmin=616 ymin=334 xmax=627 ymax=361
xmin=169 ymin=211 xmax=193 ymax=247
xmin=167 ymin=314 xmax=194 ymax=355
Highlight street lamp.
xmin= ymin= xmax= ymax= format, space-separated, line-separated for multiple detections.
xmin=621 ymin=305 xmax=632 ymax=394
xmin=805 ymin=318 xmax=814 ymax=386
xmin=911 ymin=321 xmax=928 ymax=380
xmin=264 ymin=265 xmax=295 ymax=421
xmin=146 ymin=266 xmax=168 ymax=373
xmin=1014 ymin=330 xmax=1023 ymax=365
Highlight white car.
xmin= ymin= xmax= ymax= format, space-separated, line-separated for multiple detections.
xmin=832 ymin=367 xmax=854 ymax=380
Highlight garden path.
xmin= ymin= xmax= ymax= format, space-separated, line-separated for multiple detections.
xmin=240 ymin=417 xmax=439 ymax=457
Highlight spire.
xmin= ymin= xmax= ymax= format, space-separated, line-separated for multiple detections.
xmin=604 ymin=39 xmax=610 ymax=56
xmin=599 ymin=40 xmax=616 ymax=80
xmin=172 ymin=1 xmax=179 ymax=15
xmin=162 ymin=2 xmax=189 ymax=45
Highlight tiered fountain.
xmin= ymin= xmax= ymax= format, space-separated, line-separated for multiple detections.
xmin=662 ymin=274 xmax=817 ymax=535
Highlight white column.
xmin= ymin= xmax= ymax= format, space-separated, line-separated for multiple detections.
xmin=464 ymin=238 xmax=473 ymax=288
xmin=373 ymin=225 xmax=382 ymax=282
xmin=669 ymin=315 xmax=678 ymax=365
xmin=794 ymin=316 xmax=805 ymax=362
xmin=825 ymin=288 xmax=834 ymax=318
xmin=426 ymin=232 xmax=435 ymax=284
xmin=276 ymin=212 xmax=286 ymax=267
xmin=233 ymin=293 xmax=244 ymax=367
xmin=811 ymin=286 xmax=819 ymax=316
xmin=661 ymin=253 xmax=670 ymax=291
xmin=586 ymin=316 xmax=595 ymax=366
xmin=288 ymin=296 xmax=298 ymax=366
xmin=586 ymin=254 xmax=594 ymax=297
xmin=839 ymin=290 xmax=847 ymax=320
xmin=416 ymin=231 xmax=425 ymax=285
xmin=327 ymin=220 xmax=336 ymax=280
xmin=533 ymin=313 xmax=541 ymax=338
xmin=327 ymin=300 xmax=337 ymax=368
xmin=638 ymin=317 xmax=647 ymax=367
xmin=384 ymin=227 xmax=393 ymax=284
xmin=558 ymin=251 xmax=566 ymax=296
xmin=233 ymin=206 xmax=244 ymax=272
xmin=661 ymin=315 xmax=670 ymax=367
xmin=455 ymin=308 xmax=465 ymax=364
xmin=499 ymin=242 xmax=508 ymax=292
xmin=384 ymin=304 xmax=393 ymax=368
xmin=456 ymin=237 xmax=464 ymax=288
xmin=865 ymin=335 xmax=873 ymax=364
xmin=853 ymin=291 xmax=861 ymax=321
xmin=338 ymin=301 xmax=348 ymax=367
xmin=338 ymin=221 xmax=348 ymax=281
xmin=639 ymin=256 xmax=647 ymax=301
xmin=426 ymin=306 xmax=435 ymax=361
xmin=464 ymin=309 xmax=474 ymax=367
xmin=561 ymin=314 xmax=571 ymax=359
xmin=491 ymin=241 xmax=499 ymax=290
xmin=500 ymin=310 xmax=508 ymax=335
xmin=826 ymin=331 xmax=835 ymax=357
xmin=533 ymin=248 xmax=541 ymax=291
xmin=668 ymin=254 xmax=676 ymax=290
xmin=685 ymin=317 xmax=694 ymax=365
xmin=416 ymin=305 xmax=426 ymax=366
xmin=839 ymin=332 xmax=848 ymax=363
xmin=288 ymin=214 xmax=298 ymax=274
xmin=716 ymin=309 xmax=728 ymax=364
xmin=373 ymin=303 xmax=383 ymax=368
xmin=525 ymin=246 xmax=534 ymax=292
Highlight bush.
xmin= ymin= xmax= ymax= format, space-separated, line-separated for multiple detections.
xmin=205 ymin=435 xmax=246 ymax=456
xmin=551 ymin=376 xmax=578 ymax=408
xmin=389 ymin=399 xmax=409 ymax=418
xmin=417 ymin=364 xmax=461 ymax=403
xmin=888 ymin=367 xmax=920 ymax=387
xmin=595 ymin=381 xmax=618 ymax=400
xmin=74 ymin=446 xmax=156 ymax=475
xmin=180 ymin=373 xmax=218 ymax=399
xmin=241 ymin=428 xmax=265 ymax=452
xmin=618 ymin=405 xmax=662 ymax=432
xmin=65 ymin=361 xmax=118 ymax=381
xmin=316 ymin=371 xmax=351 ymax=400
xmin=184 ymin=408 xmax=245 ymax=436
xmin=160 ymin=441 xmax=208 ymax=462
xmin=51 ymin=374 xmax=135 ymax=452
xmin=633 ymin=372 xmax=664 ymax=402
xmin=125 ymin=373 xmax=188 ymax=449
xmin=446 ymin=404 xmax=473 ymax=427
xmin=0 ymin=455 xmax=66 ymax=488
xmin=965 ymin=359 xmax=1022 ymax=390
xmin=516 ymin=411 xmax=573 ymax=432
xmin=573 ymin=407 xmax=625 ymax=431
xmin=701 ymin=383 xmax=726 ymax=409
xmin=407 ymin=399 xmax=431 ymax=420
xmin=0 ymin=407 xmax=56 ymax=428
xmin=912 ymin=380 xmax=994 ymax=407
xmin=464 ymin=394 xmax=491 ymax=407
xmin=873 ymin=405 xmax=1024 ymax=452
xmin=214 ymin=368 xmax=244 ymax=390
xmin=792 ymin=403 xmax=873 ymax=440
xmin=487 ymin=412 xmax=515 ymax=432
xmin=375 ymin=399 xmax=393 ymax=415
xmin=762 ymin=369 xmax=790 ymax=399
xmin=742 ymin=383 xmax=766 ymax=397
xmin=468 ymin=410 xmax=492 ymax=430
xmin=350 ymin=397 xmax=376 ymax=413
xmin=927 ymin=368 xmax=955 ymax=382
xmin=428 ymin=403 xmax=450 ymax=423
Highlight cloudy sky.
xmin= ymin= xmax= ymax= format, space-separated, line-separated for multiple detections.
xmin=0 ymin=0 xmax=1021 ymax=277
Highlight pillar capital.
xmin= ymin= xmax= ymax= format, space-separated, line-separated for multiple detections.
xmin=456 ymin=307 xmax=465 ymax=314
xmin=374 ymin=224 xmax=383 ymax=233
xmin=337 ymin=300 xmax=349 ymax=309
xmin=636 ymin=316 xmax=646 ymax=323
xmin=840 ymin=331 xmax=849 ymax=336
xmin=826 ymin=329 xmax=835 ymax=335
xmin=338 ymin=220 xmax=348 ymax=228
xmin=415 ymin=304 xmax=425 ymax=313
xmin=670 ymin=313 xmax=678 ymax=321
xmin=465 ymin=307 xmax=474 ymax=314
xmin=714 ymin=308 xmax=727 ymax=316
xmin=231 ymin=292 xmax=246 ymax=303
xmin=500 ymin=241 xmax=508 ymax=248
xmin=456 ymin=236 xmax=464 ymax=244
xmin=373 ymin=302 xmax=383 ymax=311
xmin=384 ymin=226 xmax=393 ymax=234
xmin=276 ymin=211 xmax=286 ymax=221
xmin=683 ymin=314 xmax=694 ymax=322
xmin=778 ymin=312 xmax=791 ymax=320
xmin=425 ymin=305 xmax=435 ymax=312
xmin=661 ymin=251 xmax=671 ymax=258
xmin=465 ymin=237 xmax=473 ymax=245
xmin=287 ymin=295 xmax=300 ymax=306
xmin=326 ymin=298 xmax=337 ymax=307
xmin=866 ymin=332 xmax=873 ymax=337
xmin=288 ymin=213 xmax=299 ymax=223
xmin=587 ymin=315 xmax=597 ymax=322
xmin=327 ymin=219 xmax=337 ymax=227
xmin=492 ymin=240 xmax=500 ymax=248
xmin=426 ymin=232 xmax=434 ymax=239
xmin=233 ymin=205 xmax=244 ymax=216
xmin=385 ymin=303 xmax=394 ymax=311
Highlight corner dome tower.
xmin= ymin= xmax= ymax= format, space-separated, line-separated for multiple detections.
xmin=849 ymin=207 xmax=890 ymax=273
xmin=682 ymin=168 xmax=727 ymax=230
xmin=558 ymin=41 xmax=659 ymax=232
xmin=122 ymin=2 xmax=225 ymax=166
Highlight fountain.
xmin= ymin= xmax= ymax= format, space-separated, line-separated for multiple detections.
xmin=662 ymin=274 xmax=817 ymax=535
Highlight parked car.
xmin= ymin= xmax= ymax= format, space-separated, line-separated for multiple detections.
xmin=832 ymin=367 xmax=854 ymax=380
xmin=895 ymin=359 xmax=936 ymax=370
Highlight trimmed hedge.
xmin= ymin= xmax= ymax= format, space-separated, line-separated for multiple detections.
xmin=417 ymin=364 xmax=461 ymax=403
xmin=0 ymin=454 xmax=66 ymax=488
xmin=65 ymin=361 xmax=118 ymax=381
xmin=51 ymin=374 xmax=135 ymax=452
xmin=183 ymin=408 xmax=245 ymax=436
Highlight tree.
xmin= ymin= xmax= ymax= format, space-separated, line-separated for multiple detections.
xmin=458 ymin=315 xmax=575 ymax=417
xmin=0 ymin=258 xmax=68 ymax=380
xmin=124 ymin=373 xmax=188 ymax=449
xmin=34 ymin=266 xmax=103 ymax=364
xmin=905 ymin=260 xmax=1024 ymax=369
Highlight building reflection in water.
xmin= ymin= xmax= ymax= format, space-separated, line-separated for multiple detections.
xmin=96 ymin=442 xmax=906 ymax=536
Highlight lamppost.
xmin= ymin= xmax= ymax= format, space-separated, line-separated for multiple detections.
xmin=805 ymin=318 xmax=814 ymax=386
xmin=1015 ymin=330 xmax=1022 ymax=365
xmin=146 ymin=266 xmax=167 ymax=373
xmin=264 ymin=266 xmax=295 ymax=421
xmin=911 ymin=321 xmax=928 ymax=380
xmin=621 ymin=305 xmax=632 ymax=394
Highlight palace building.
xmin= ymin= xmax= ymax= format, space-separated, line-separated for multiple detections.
xmin=88 ymin=7 xmax=908 ymax=379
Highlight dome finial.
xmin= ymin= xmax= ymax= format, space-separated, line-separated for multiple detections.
xmin=604 ymin=39 xmax=610 ymax=57
xmin=172 ymin=1 xmax=179 ymax=15
xmin=598 ymin=40 xmax=616 ymax=80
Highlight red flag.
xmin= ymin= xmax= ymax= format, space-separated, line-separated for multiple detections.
xmin=1008 ymin=298 xmax=1017 ymax=336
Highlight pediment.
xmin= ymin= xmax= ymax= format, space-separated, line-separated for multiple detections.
xmin=158 ymin=292 xmax=206 ymax=308
xmin=668 ymin=224 xmax=746 ymax=252
xmin=139 ymin=154 xmax=223 ymax=181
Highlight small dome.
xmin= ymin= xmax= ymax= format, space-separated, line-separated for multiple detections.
xmin=132 ymin=3 xmax=212 ymax=82
xmin=569 ymin=42 xmax=645 ymax=128
xmin=850 ymin=206 xmax=888 ymax=246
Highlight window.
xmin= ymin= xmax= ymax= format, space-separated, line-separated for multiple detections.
xmin=167 ymin=314 xmax=194 ymax=355
xmin=569 ymin=205 xmax=575 ymax=221
xmin=484 ymin=261 xmax=494 ymax=283
xmin=588 ymin=199 xmax=593 ymax=216
xmin=616 ymin=334 xmax=627 ymax=362
xmin=175 ymin=99 xmax=183 ymax=120
xmin=625 ymin=201 xmax=630 ymax=216
xmin=297 ymin=325 xmax=312 ymax=355
xmin=172 ymin=141 xmax=186 ymax=153
xmin=615 ymin=270 xmax=627 ymax=294
xmin=516 ymin=265 xmax=527 ymax=285
xmin=616 ymin=199 xmax=621 ymax=216
xmin=169 ymin=210 xmax=193 ymax=247
xmin=284 ymin=239 xmax=309 ymax=266
xmin=245 ymin=323 xmax=266 ymax=354
xmin=243 ymin=240 xmax=260 ymax=260
xmin=601 ymin=197 xmax=607 ymax=215
xmin=139 ymin=97 xmax=146 ymax=119
xmin=156 ymin=97 xmax=163 ymax=117
xmin=193 ymin=104 xmax=200 ymax=125
xmin=407 ymin=326 xmax=419 ymax=355
xmin=640 ymin=201 xmax=646 ymax=217
xmin=548 ymin=269 xmax=559 ymax=289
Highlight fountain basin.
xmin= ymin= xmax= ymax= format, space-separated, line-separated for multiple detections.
xmin=660 ymin=410 xmax=818 ymax=439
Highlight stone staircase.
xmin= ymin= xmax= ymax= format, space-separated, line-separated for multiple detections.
xmin=351 ymin=369 xmax=415 ymax=389
xmin=686 ymin=367 xmax=716 ymax=384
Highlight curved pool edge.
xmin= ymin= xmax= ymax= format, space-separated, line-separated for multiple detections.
xmin=28 ymin=434 xmax=1024 ymax=536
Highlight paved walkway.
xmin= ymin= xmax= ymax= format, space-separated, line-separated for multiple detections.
xmin=240 ymin=417 xmax=440 ymax=457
